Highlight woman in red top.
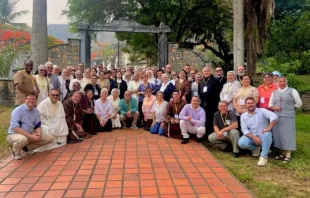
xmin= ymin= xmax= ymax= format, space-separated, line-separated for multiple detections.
xmin=257 ymin=72 xmax=278 ymax=109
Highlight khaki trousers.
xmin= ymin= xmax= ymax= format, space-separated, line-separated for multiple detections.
xmin=208 ymin=129 xmax=240 ymax=153
xmin=180 ymin=120 xmax=206 ymax=139
xmin=7 ymin=132 xmax=54 ymax=155
xmin=120 ymin=112 xmax=139 ymax=127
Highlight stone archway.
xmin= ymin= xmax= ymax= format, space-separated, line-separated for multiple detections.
xmin=77 ymin=18 xmax=172 ymax=67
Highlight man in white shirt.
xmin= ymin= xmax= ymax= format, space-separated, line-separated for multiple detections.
xmin=69 ymin=70 xmax=83 ymax=91
xmin=238 ymin=97 xmax=278 ymax=166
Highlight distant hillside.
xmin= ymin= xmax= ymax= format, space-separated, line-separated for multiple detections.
xmin=47 ymin=24 xmax=118 ymax=44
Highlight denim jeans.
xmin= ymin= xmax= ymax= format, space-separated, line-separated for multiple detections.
xmin=150 ymin=122 xmax=165 ymax=135
xmin=238 ymin=132 xmax=273 ymax=157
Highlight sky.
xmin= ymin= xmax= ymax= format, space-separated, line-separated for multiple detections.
xmin=13 ymin=0 xmax=68 ymax=26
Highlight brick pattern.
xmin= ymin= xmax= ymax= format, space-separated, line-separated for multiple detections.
xmin=0 ymin=129 xmax=253 ymax=198
xmin=48 ymin=39 xmax=80 ymax=69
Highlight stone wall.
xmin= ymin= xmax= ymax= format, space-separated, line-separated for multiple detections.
xmin=168 ymin=43 xmax=206 ymax=71
xmin=0 ymin=80 xmax=15 ymax=106
xmin=300 ymin=92 xmax=310 ymax=112
xmin=48 ymin=39 xmax=80 ymax=69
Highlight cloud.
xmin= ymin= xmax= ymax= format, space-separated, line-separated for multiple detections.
xmin=13 ymin=0 xmax=68 ymax=26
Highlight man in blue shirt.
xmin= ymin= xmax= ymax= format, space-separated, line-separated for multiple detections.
xmin=7 ymin=93 xmax=54 ymax=160
xmin=238 ymin=97 xmax=278 ymax=166
xmin=119 ymin=91 xmax=139 ymax=129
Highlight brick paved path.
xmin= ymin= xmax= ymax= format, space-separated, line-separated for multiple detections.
xmin=0 ymin=130 xmax=253 ymax=198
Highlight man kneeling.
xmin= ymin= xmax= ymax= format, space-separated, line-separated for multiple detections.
xmin=7 ymin=93 xmax=54 ymax=160
xmin=179 ymin=96 xmax=206 ymax=144
xmin=208 ymin=101 xmax=240 ymax=158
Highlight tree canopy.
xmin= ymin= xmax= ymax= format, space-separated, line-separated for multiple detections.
xmin=0 ymin=0 xmax=29 ymax=28
xmin=64 ymin=0 xmax=233 ymax=66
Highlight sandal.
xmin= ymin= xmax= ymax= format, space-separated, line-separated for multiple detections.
xmin=275 ymin=154 xmax=284 ymax=160
xmin=283 ymin=157 xmax=291 ymax=163
xmin=67 ymin=139 xmax=83 ymax=144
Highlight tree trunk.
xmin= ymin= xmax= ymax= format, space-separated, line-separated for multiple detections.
xmin=246 ymin=34 xmax=257 ymax=77
xmin=30 ymin=0 xmax=48 ymax=72
xmin=233 ymin=0 xmax=245 ymax=72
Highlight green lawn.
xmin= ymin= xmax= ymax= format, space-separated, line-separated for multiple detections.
xmin=207 ymin=112 xmax=310 ymax=198
xmin=0 ymin=106 xmax=13 ymax=159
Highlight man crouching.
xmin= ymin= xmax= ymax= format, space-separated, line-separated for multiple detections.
xmin=7 ymin=93 xmax=54 ymax=160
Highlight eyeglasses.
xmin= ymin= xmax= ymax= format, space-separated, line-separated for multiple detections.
xmin=26 ymin=97 xmax=36 ymax=100
xmin=25 ymin=64 xmax=33 ymax=67
xmin=215 ymin=70 xmax=222 ymax=72
xmin=190 ymin=73 xmax=195 ymax=75
xmin=47 ymin=67 xmax=53 ymax=69
xmin=51 ymin=94 xmax=59 ymax=97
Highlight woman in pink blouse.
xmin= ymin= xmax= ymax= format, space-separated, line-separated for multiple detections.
xmin=142 ymin=87 xmax=156 ymax=131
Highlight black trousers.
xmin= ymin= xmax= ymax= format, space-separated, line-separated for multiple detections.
xmin=97 ymin=119 xmax=112 ymax=132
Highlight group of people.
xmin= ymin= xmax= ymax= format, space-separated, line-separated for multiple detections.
xmin=8 ymin=60 xmax=302 ymax=167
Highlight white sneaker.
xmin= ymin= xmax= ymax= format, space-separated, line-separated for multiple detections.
xmin=252 ymin=146 xmax=261 ymax=157
xmin=131 ymin=125 xmax=138 ymax=130
xmin=25 ymin=150 xmax=35 ymax=156
xmin=257 ymin=156 xmax=268 ymax=166
xmin=14 ymin=155 xmax=22 ymax=160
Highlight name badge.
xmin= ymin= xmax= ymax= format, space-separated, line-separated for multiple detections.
xmin=174 ymin=114 xmax=179 ymax=119
xmin=224 ymin=94 xmax=229 ymax=100
xmin=260 ymin=97 xmax=265 ymax=103
xmin=194 ymin=91 xmax=198 ymax=96
xmin=52 ymin=117 xmax=57 ymax=124
xmin=94 ymin=89 xmax=98 ymax=95
xmin=239 ymin=99 xmax=245 ymax=106
xmin=226 ymin=120 xmax=231 ymax=125
xmin=203 ymin=86 xmax=208 ymax=93
xmin=73 ymin=114 xmax=76 ymax=121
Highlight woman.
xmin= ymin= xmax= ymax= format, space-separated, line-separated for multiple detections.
xmin=138 ymin=70 xmax=145 ymax=84
xmin=150 ymin=92 xmax=168 ymax=135
xmin=81 ymin=68 xmax=91 ymax=90
xmin=128 ymin=73 xmax=140 ymax=105
xmin=142 ymin=88 xmax=156 ymax=131
xmin=94 ymin=88 xmax=114 ymax=132
xmin=169 ymin=71 xmax=178 ymax=86
xmin=233 ymin=75 xmax=259 ymax=116
xmin=107 ymin=88 xmax=122 ymax=129
xmin=81 ymin=90 xmax=98 ymax=135
xmin=258 ymin=72 xmax=278 ymax=110
xmin=191 ymin=73 xmax=203 ymax=97
xmin=175 ymin=70 xmax=191 ymax=103
xmin=34 ymin=65 xmax=49 ymax=105
xmin=116 ymin=71 xmax=127 ymax=99
xmin=138 ymin=76 xmax=155 ymax=127
xmin=146 ymin=70 xmax=155 ymax=84
xmin=220 ymin=71 xmax=241 ymax=112
xmin=272 ymin=71 xmax=281 ymax=84
xmin=97 ymin=71 xmax=110 ymax=90
xmin=58 ymin=69 xmax=69 ymax=102
xmin=90 ymin=68 xmax=97 ymax=76
xmin=269 ymin=77 xmax=302 ymax=163
xmin=159 ymin=73 xmax=175 ymax=102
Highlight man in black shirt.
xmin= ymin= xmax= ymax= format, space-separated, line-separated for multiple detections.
xmin=208 ymin=101 xmax=240 ymax=157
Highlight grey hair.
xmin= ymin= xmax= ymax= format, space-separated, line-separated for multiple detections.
xmin=278 ymin=76 xmax=288 ymax=83
xmin=45 ymin=62 xmax=53 ymax=67
xmin=38 ymin=65 xmax=46 ymax=70
xmin=53 ymin=65 xmax=59 ymax=69
xmin=100 ymin=88 xmax=109 ymax=94
xmin=202 ymin=66 xmax=214 ymax=73
xmin=111 ymin=88 xmax=120 ymax=95
xmin=162 ymin=73 xmax=169 ymax=78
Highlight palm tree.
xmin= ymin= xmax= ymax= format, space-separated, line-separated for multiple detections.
xmin=0 ymin=0 xmax=30 ymax=27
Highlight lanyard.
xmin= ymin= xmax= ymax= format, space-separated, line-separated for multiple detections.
xmin=202 ymin=77 xmax=210 ymax=86
xmin=125 ymin=100 xmax=131 ymax=110
xmin=240 ymin=86 xmax=249 ymax=98
xmin=225 ymin=83 xmax=232 ymax=94
xmin=220 ymin=113 xmax=228 ymax=126
xmin=174 ymin=102 xmax=179 ymax=113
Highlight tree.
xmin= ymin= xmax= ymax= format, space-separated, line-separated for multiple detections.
xmin=233 ymin=0 xmax=244 ymax=71
xmin=64 ymin=0 xmax=233 ymax=66
xmin=0 ymin=0 xmax=30 ymax=28
xmin=30 ymin=0 xmax=48 ymax=71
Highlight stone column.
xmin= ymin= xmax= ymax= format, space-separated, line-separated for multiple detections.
xmin=233 ymin=0 xmax=244 ymax=72
xmin=79 ymin=28 xmax=91 ymax=67
xmin=158 ymin=32 xmax=168 ymax=68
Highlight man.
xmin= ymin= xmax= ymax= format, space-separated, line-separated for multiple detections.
xmin=13 ymin=60 xmax=39 ymax=106
xmin=238 ymin=97 xmax=278 ymax=166
xmin=208 ymin=101 xmax=240 ymax=157
xmin=110 ymin=65 xmax=115 ymax=70
xmin=151 ymin=66 xmax=157 ymax=79
xmin=58 ymin=69 xmax=69 ymax=102
xmin=190 ymin=70 xmax=196 ymax=82
xmin=7 ymin=93 xmax=54 ymax=160
xmin=53 ymin=65 xmax=60 ymax=76
xmin=102 ymin=65 xmax=108 ymax=73
xmin=169 ymin=71 xmax=178 ymax=86
xmin=97 ymin=64 xmax=103 ymax=73
xmin=111 ymin=69 xmax=117 ymax=80
xmin=78 ymin=63 xmax=85 ymax=73
xmin=119 ymin=91 xmax=139 ymax=129
xmin=45 ymin=62 xmax=61 ymax=91
xmin=69 ymin=70 xmax=83 ymax=91
xmin=127 ymin=66 xmax=134 ymax=75
xmin=106 ymin=70 xmax=117 ymax=94
xmin=153 ymin=69 xmax=163 ymax=94
xmin=198 ymin=66 xmax=222 ymax=136
xmin=64 ymin=82 xmax=81 ymax=101
xmin=236 ymin=65 xmax=254 ymax=85
xmin=165 ymin=91 xmax=187 ymax=138
xmin=94 ymin=88 xmax=114 ymax=132
xmin=123 ymin=71 xmax=132 ymax=85
xmin=165 ymin=64 xmax=172 ymax=79
xmin=63 ymin=91 xmax=91 ymax=143
xmin=66 ymin=66 xmax=74 ymax=80
xmin=179 ymin=96 xmax=206 ymax=144
xmin=36 ymin=89 xmax=68 ymax=152
xmin=183 ymin=64 xmax=191 ymax=75
xmin=214 ymin=66 xmax=227 ymax=87
xmin=84 ymin=75 xmax=101 ymax=100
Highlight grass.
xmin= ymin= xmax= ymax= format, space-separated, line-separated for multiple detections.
xmin=0 ymin=106 xmax=13 ymax=159
xmin=206 ymin=112 xmax=310 ymax=198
